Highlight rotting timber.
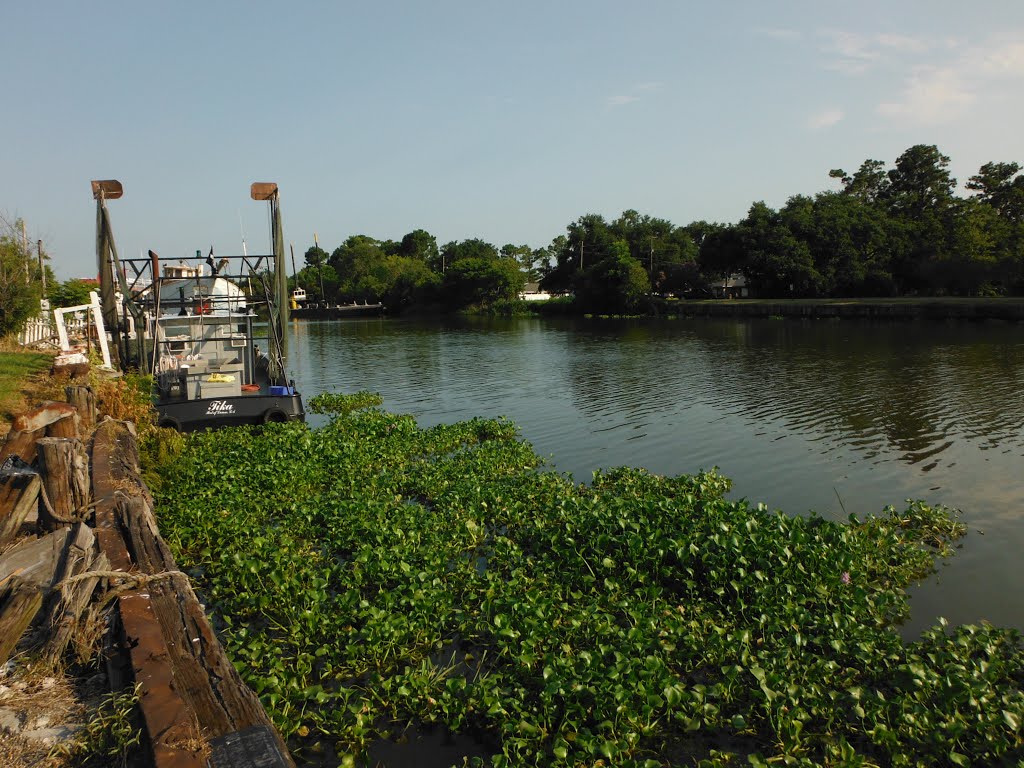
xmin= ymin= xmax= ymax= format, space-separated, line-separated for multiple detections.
xmin=93 ymin=419 xmax=295 ymax=767
xmin=0 ymin=385 xmax=296 ymax=767
xmin=92 ymin=180 xmax=304 ymax=432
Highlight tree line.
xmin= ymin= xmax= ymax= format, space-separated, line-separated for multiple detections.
xmin=292 ymin=144 xmax=1024 ymax=314
xmin=17 ymin=143 xmax=1024 ymax=332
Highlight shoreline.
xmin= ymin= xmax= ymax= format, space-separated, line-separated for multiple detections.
xmin=661 ymin=297 xmax=1024 ymax=321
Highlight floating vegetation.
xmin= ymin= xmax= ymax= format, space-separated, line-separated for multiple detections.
xmin=154 ymin=393 xmax=1023 ymax=767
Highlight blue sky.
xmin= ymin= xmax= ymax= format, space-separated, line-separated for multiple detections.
xmin=4 ymin=1 xmax=1024 ymax=280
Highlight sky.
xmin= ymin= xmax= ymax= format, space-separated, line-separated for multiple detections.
xmin=3 ymin=1 xmax=1024 ymax=280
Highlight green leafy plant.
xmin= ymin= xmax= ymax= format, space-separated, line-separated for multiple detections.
xmin=49 ymin=684 xmax=142 ymax=768
xmin=153 ymin=394 xmax=1023 ymax=767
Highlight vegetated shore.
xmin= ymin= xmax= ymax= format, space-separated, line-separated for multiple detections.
xmin=154 ymin=392 xmax=1024 ymax=767
xmin=662 ymin=296 xmax=1024 ymax=321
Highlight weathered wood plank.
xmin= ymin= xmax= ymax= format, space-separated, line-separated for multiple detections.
xmin=148 ymin=574 xmax=294 ymax=765
xmin=118 ymin=591 xmax=207 ymax=768
xmin=42 ymin=522 xmax=108 ymax=665
xmin=12 ymin=401 xmax=79 ymax=434
xmin=0 ymin=576 xmax=43 ymax=665
xmin=0 ymin=527 xmax=73 ymax=589
xmin=92 ymin=419 xmax=295 ymax=768
xmin=90 ymin=421 xmax=134 ymax=573
xmin=0 ymin=471 xmax=41 ymax=547
xmin=116 ymin=493 xmax=177 ymax=574
xmin=0 ymin=430 xmax=41 ymax=466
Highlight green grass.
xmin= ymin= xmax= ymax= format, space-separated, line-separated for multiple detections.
xmin=0 ymin=350 xmax=53 ymax=425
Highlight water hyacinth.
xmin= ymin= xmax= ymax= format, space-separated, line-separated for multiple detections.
xmin=153 ymin=393 xmax=1023 ymax=767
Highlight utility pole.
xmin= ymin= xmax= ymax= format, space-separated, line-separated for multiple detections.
xmin=313 ymin=233 xmax=325 ymax=299
xmin=579 ymin=241 xmax=584 ymax=271
xmin=37 ymin=240 xmax=46 ymax=295
xmin=289 ymin=244 xmax=299 ymax=290
xmin=21 ymin=220 xmax=29 ymax=284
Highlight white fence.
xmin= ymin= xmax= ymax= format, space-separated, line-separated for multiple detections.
xmin=18 ymin=315 xmax=57 ymax=346
xmin=17 ymin=301 xmax=100 ymax=351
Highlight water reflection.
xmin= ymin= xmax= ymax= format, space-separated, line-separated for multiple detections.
xmin=287 ymin=316 xmax=1024 ymax=634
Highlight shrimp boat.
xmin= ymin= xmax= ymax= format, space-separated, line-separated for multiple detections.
xmin=92 ymin=180 xmax=305 ymax=431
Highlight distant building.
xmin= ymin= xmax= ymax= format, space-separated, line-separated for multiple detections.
xmin=710 ymin=274 xmax=748 ymax=299
xmin=520 ymin=282 xmax=554 ymax=302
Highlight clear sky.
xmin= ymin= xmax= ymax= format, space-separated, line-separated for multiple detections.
xmin=4 ymin=1 xmax=1023 ymax=280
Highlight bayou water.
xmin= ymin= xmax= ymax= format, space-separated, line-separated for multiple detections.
xmin=287 ymin=315 xmax=1024 ymax=638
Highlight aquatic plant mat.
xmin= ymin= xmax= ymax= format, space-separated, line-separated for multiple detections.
xmin=155 ymin=392 xmax=1023 ymax=767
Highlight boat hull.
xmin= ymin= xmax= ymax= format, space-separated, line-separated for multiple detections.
xmin=156 ymin=393 xmax=305 ymax=432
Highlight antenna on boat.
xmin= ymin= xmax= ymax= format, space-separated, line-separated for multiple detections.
xmin=238 ymin=209 xmax=248 ymax=258
xmin=290 ymin=243 xmax=299 ymax=289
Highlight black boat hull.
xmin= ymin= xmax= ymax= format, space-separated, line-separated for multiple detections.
xmin=156 ymin=393 xmax=305 ymax=432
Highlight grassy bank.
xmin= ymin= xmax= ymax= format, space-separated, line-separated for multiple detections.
xmin=0 ymin=349 xmax=55 ymax=432
xmin=154 ymin=393 xmax=1024 ymax=767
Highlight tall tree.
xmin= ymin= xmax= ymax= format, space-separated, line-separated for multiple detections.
xmin=738 ymin=201 xmax=820 ymax=297
xmin=967 ymin=162 xmax=1024 ymax=223
xmin=501 ymin=244 xmax=539 ymax=281
xmin=0 ymin=219 xmax=43 ymax=335
xmin=442 ymin=257 xmax=523 ymax=308
xmin=575 ymin=240 xmax=651 ymax=313
xmin=880 ymin=145 xmax=958 ymax=292
xmin=435 ymin=238 xmax=499 ymax=273
xmin=541 ymin=214 xmax=615 ymax=294
xmin=397 ymin=229 xmax=440 ymax=262
xmin=884 ymin=144 xmax=956 ymax=216
xmin=329 ymin=236 xmax=388 ymax=301
xmin=829 ymin=159 xmax=890 ymax=203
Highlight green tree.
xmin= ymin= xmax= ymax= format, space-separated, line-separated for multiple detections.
xmin=377 ymin=255 xmax=439 ymax=310
xmin=882 ymin=145 xmax=957 ymax=292
xmin=49 ymin=279 xmax=95 ymax=308
xmin=541 ymin=214 xmax=615 ymax=294
xmin=967 ymin=162 xmax=1024 ymax=224
xmin=396 ymin=229 xmax=440 ymax=262
xmin=575 ymin=240 xmax=651 ymax=313
xmin=610 ymin=209 xmax=678 ymax=284
xmin=697 ymin=223 xmax=745 ymax=281
xmin=500 ymin=244 xmax=538 ymax=281
xmin=884 ymin=144 xmax=956 ymax=216
xmin=801 ymin=192 xmax=894 ymax=296
xmin=329 ymin=236 xmax=388 ymax=301
xmin=304 ymin=245 xmax=329 ymax=270
xmin=829 ymin=159 xmax=890 ymax=203
xmin=0 ymin=218 xmax=43 ymax=335
xmin=435 ymin=238 xmax=499 ymax=274
xmin=738 ymin=201 xmax=820 ymax=297
xmin=442 ymin=256 xmax=523 ymax=308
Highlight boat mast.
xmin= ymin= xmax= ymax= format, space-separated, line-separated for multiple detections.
xmin=250 ymin=182 xmax=289 ymax=384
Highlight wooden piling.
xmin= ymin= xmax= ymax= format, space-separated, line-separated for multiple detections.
xmin=65 ymin=385 xmax=98 ymax=430
xmin=36 ymin=437 xmax=91 ymax=531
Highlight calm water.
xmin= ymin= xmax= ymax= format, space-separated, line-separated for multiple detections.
xmin=286 ymin=315 xmax=1024 ymax=637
